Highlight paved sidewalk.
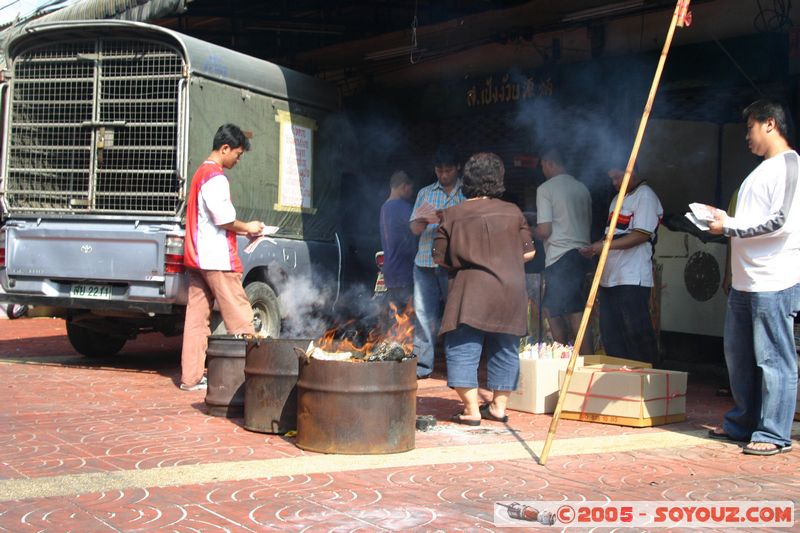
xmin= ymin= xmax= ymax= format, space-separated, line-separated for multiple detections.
xmin=0 ymin=318 xmax=797 ymax=531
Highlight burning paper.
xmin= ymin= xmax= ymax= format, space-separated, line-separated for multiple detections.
xmin=307 ymin=303 xmax=414 ymax=362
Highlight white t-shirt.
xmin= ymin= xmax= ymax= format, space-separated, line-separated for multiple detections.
xmin=601 ymin=183 xmax=663 ymax=288
xmin=724 ymin=150 xmax=800 ymax=292
xmin=536 ymin=174 xmax=592 ymax=267
xmin=196 ymin=173 xmax=238 ymax=270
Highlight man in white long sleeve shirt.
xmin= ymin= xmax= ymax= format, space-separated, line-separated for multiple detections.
xmin=707 ymin=99 xmax=799 ymax=456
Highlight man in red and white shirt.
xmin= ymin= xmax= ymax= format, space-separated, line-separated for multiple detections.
xmin=581 ymin=167 xmax=663 ymax=365
xmin=180 ymin=124 xmax=264 ymax=391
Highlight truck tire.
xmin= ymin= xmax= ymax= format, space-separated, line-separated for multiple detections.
xmin=245 ymin=281 xmax=281 ymax=338
xmin=66 ymin=322 xmax=127 ymax=358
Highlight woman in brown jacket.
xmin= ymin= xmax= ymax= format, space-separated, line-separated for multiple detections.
xmin=433 ymin=152 xmax=536 ymax=426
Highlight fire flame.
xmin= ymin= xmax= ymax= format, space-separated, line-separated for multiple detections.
xmin=315 ymin=303 xmax=414 ymax=356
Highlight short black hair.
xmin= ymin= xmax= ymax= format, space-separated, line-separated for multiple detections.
xmin=743 ymin=99 xmax=790 ymax=140
xmin=462 ymin=152 xmax=505 ymax=198
xmin=432 ymin=144 xmax=460 ymax=167
xmin=213 ymin=124 xmax=251 ymax=151
xmin=389 ymin=170 xmax=411 ymax=188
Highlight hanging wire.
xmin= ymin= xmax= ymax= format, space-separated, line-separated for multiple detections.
xmin=754 ymin=0 xmax=793 ymax=32
xmin=712 ymin=37 xmax=766 ymax=97
xmin=410 ymin=0 xmax=419 ymax=64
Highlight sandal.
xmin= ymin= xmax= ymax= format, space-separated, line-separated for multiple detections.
xmin=479 ymin=403 xmax=509 ymax=423
xmin=707 ymin=428 xmax=747 ymax=442
xmin=742 ymin=442 xmax=793 ymax=456
xmin=450 ymin=412 xmax=481 ymax=426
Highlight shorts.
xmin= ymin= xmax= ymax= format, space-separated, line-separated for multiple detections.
xmin=542 ymin=248 xmax=591 ymax=317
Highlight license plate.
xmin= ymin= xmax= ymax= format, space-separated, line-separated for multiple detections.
xmin=374 ymin=272 xmax=387 ymax=293
xmin=70 ymin=284 xmax=112 ymax=300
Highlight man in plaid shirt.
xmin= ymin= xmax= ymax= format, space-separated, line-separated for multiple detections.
xmin=409 ymin=145 xmax=465 ymax=378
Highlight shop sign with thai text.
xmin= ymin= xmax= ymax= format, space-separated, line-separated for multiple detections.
xmin=466 ymin=72 xmax=555 ymax=108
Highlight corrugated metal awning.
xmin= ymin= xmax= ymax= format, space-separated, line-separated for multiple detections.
xmin=1 ymin=0 xmax=188 ymax=64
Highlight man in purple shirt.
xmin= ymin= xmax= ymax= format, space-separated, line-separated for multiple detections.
xmin=379 ymin=170 xmax=417 ymax=309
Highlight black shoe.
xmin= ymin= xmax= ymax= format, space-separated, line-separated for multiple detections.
xmin=479 ymin=402 xmax=508 ymax=423
xmin=451 ymin=413 xmax=481 ymax=426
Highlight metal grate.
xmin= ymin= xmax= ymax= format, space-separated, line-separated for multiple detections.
xmin=5 ymin=37 xmax=184 ymax=215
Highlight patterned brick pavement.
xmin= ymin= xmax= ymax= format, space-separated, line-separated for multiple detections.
xmin=0 ymin=317 xmax=797 ymax=531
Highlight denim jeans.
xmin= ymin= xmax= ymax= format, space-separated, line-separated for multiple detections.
xmin=598 ymin=285 xmax=659 ymax=364
xmin=444 ymin=323 xmax=520 ymax=390
xmin=722 ymin=284 xmax=800 ymax=446
xmin=413 ymin=265 xmax=449 ymax=378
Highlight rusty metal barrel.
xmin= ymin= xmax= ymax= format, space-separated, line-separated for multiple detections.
xmin=243 ymin=338 xmax=310 ymax=434
xmin=205 ymin=335 xmax=247 ymax=417
xmin=296 ymin=356 xmax=417 ymax=454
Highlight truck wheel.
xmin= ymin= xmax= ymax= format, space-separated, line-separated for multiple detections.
xmin=245 ymin=281 xmax=281 ymax=338
xmin=66 ymin=321 xmax=127 ymax=358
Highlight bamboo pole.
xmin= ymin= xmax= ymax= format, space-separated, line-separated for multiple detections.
xmin=538 ymin=0 xmax=692 ymax=466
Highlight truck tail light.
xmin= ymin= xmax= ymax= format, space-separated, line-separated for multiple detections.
xmin=165 ymin=235 xmax=184 ymax=274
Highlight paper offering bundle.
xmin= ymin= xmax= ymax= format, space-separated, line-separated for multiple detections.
xmin=519 ymin=340 xmax=573 ymax=359
xmin=244 ymin=226 xmax=280 ymax=254
xmin=685 ymin=202 xmax=716 ymax=231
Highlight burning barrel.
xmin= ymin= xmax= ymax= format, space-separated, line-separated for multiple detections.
xmin=296 ymin=356 xmax=417 ymax=454
xmin=243 ymin=338 xmax=310 ymax=434
xmin=205 ymin=335 xmax=247 ymax=417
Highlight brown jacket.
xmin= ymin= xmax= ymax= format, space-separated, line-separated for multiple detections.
xmin=433 ymin=198 xmax=534 ymax=336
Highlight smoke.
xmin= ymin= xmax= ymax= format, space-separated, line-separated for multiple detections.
xmin=268 ymin=271 xmax=334 ymax=339
xmin=269 ymin=268 xmax=384 ymax=341
xmin=513 ymin=96 xmax=630 ymax=188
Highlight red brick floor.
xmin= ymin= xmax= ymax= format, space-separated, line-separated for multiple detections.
xmin=0 ymin=317 xmax=797 ymax=531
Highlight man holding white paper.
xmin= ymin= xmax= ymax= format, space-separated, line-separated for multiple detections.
xmin=180 ymin=124 xmax=265 ymax=391
xmin=706 ymin=99 xmax=799 ymax=456
xmin=580 ymin=166 xmax=662 ymax=365
xmin=409 ymin=145 xmax=465 ymax=379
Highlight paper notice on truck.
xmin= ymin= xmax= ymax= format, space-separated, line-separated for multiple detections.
xmin=244 ymin=226 xmax=279 ymax=254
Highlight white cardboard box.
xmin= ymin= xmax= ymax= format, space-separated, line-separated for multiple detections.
xmin=507 ymin=356 xmax=584 ymax=414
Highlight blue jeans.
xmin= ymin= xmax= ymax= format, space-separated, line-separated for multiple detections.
xmin=413 ymin=265 xmax=449 ymax=378
xmin=444 ymin=324 xmax=520 ymax=390
xmin=722 ymin=284 xmax=799 ymax=446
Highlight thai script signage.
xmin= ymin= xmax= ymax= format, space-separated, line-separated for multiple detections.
xmin=466 ymin=73 xmax=554 ymax=108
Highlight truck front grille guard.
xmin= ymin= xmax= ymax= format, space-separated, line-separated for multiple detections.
xmin=4 ymin=38 xmax=186 ymax=215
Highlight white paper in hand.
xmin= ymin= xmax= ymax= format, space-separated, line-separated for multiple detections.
xmin=259 ymin=225 xmax=280 ymax=236
xmin=244 ymin=226 xmax=280 ymax=254
xmin=684 ymin=211 xmax=710 ymax=231
xmin=688 ymin=203 xmax=715 ymax=222
xmin=685 ymin=203 xmax=717 ymax=231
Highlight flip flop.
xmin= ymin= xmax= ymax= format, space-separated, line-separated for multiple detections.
xmin=479 ymin=403 xmax=509 ymax=423
xmin=450 ymin=413 xmax=481 ymax=426
xmin=707 ymin=428 xmax=748 ymax=442
xmin=742 ymin=442 xmax=793 ymax=456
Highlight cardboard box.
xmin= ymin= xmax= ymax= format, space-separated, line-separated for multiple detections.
xmin=581 ymin=354 xmax=652 ymax=369
xmin=558 ymin=365 xmax=687 ymax=427
xmin=507 ymin=356 xmax=584 ymax=414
